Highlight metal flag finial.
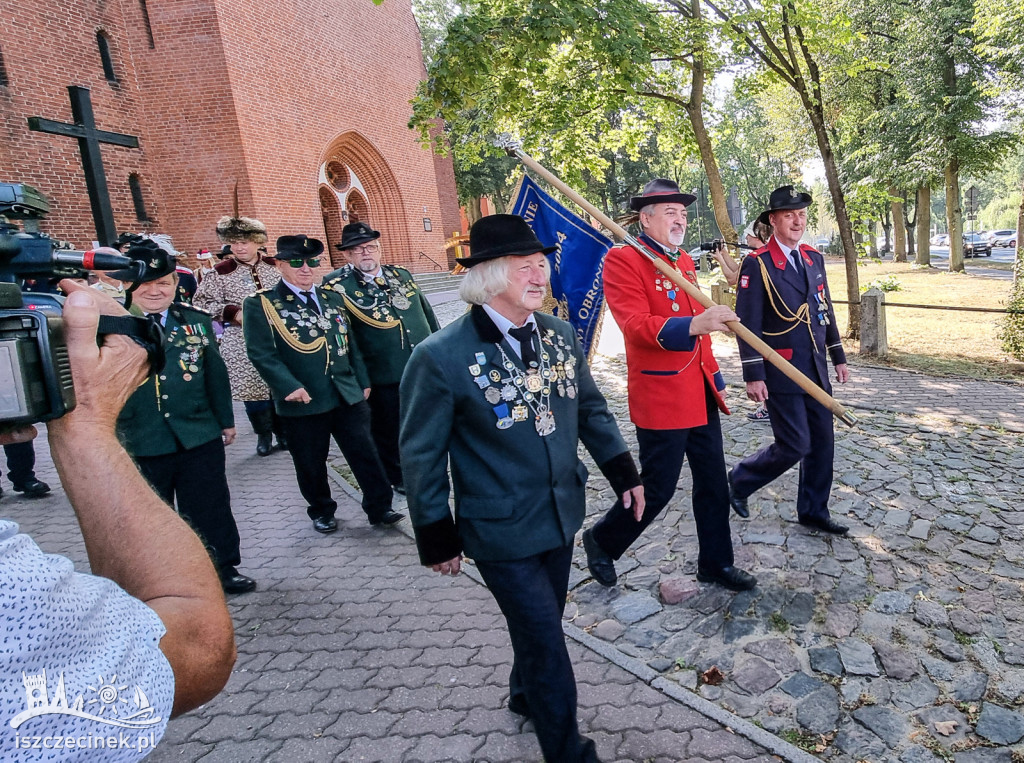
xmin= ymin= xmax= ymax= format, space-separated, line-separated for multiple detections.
xmin=493 ymin=133 xmax=523 ymax=155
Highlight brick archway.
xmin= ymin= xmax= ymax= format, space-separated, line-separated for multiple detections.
xmin=319 ymin=131 xmax=411 ymax=269
xmin=346 ymin=188 xmax=368 ymax=224
xmin=319 ymin=185 xmax=345 ymax=267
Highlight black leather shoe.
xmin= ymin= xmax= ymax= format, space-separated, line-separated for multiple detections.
xmin=275 ymin=437 xmax=289 ymax=452
xmin=219 ymin=567 xmax=257 ymax=595
xmin=799 ymin=516 xmax=849 ymax=535
xmin=312 ymin=516 xmax=338 ymax=534
xmin=370 ymin=510 xmax=404 ymax=526
xmin=582 ymin=528 xmax=617 ymax=587
xmin=727 ymin=469 xmax=749 ymax=519
xmin=696 ymin=565 xmax=757 ymax=591
xmin=392 ymin=483 xmax=407 ymax=496
xmin=508 ymin=695 xmax=531 ymax=718
xmin=13 ymin=479 xmax=51 ymax=499
xmin=256 ymin=433 xmax=273 ymax=457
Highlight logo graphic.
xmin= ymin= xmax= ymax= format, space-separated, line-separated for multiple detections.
xmin=10 ymin=670 xmax=161 ymax=730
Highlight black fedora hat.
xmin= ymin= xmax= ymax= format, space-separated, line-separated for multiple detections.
xmin=629 ymin=178 xmax=697 ymax=212
xmin=274 ymin=234 xmax=325 ymax=260
xmin=757 ymin=185 xmax=813 ymax=226
xmin=455 ymin=214 xmax=557 ymax=267
xmin=108 ymin=239 xmax=177 ymax=283
xmin=335 ymin=221 xmax=381 ymax=251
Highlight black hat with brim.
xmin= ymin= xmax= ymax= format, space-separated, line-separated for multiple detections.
xmin=455 ymin=214 xmax=558 ymax=267
xmin=108 ymin=239 xmax=177 ymax=283
xmin=757 ymin=185 xmax=813 ymax=226
xmin=629 ymin=178 xmax=697 ymax=212
xmin=275 ymin=234 xmax=325 ymax=260
xmin=335 ymin=221 xmax=381 ymax=251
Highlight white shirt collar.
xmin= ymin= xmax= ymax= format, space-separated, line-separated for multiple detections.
xmin=357 ymin=266 xmax=384 ymax=281
xmin=282 ymin=280 xmax=321 ymax=307
xmin=482 ymin=304 xmax=536 ymax=361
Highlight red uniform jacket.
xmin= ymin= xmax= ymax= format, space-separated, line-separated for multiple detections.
xmin=603 ymin=235 xmax=729 ymax=430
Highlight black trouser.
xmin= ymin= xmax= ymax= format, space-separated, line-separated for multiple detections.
xmin=591 ymin=390 xmax=734 ymax=572
xmin=476 ymin=545 xmax=599 ymax=763
xmin=2 ymin=441 xmax=37 ymax=488
xmin=367 ymin=383 xmax=402 ymax=486
xmin=135 ymin=437 xmax=242 ymax=570
xmin=281 ymin=400 xmax=393 ymax=523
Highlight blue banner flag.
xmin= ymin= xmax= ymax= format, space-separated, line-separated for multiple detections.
xmin=508 ymin=174 xmax=612 ymax=356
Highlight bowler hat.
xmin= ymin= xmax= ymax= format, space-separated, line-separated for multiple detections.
xmin=629 ymin=178 xmax=697 ymax=212
xmin=275 ymin=235 xmax=325 ymax=260
xmin=335 ymin=221 xmax=381 ymax=251
xmin=455 ymin=214 xmax=557 ymax=267
xmin=757 ymin=185 xmax=812 ymax=226
xmin=108 ymin=239 xmax=177 ymax=283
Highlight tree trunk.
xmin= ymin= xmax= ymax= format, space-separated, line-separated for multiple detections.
xmin=685 ymin=0 xmax=736 ymax=244
xmin=903 ymin=190 xmax=916 ymax=260
xmin=945 ymin=158 xmax=964 ymax=273
xmin=891 ymin=187 xmax=907 ymax=262
xmin=916 ymin=185 xmax=931 ymax=266
xmin=466 ymin=196 xmax=483 ymax=225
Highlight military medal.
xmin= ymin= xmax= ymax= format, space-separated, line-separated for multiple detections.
xmin=391 ymin=294 xmax=411 ymax=310
xmin=489 ymin=369 xmax=501 ymax=383
xmin=512 ymin=404 xmax=529 ymax=422
xmin=672 ymin=303 xmax=680 ymax=312
xmin=188 ymin=364 xmax=199 ymax=372
xmin=485 ymin=387 xmax=501 ymax=404
xmin=567 ymin=384 xmax=576 ymax=399
xmin=475 ymin=352 xmax=487 ymax=365
xmin=474 ymin=375 xmax=489 ymax=389
xmin=501 ymin=383 xmax=517 ymax=401
xmin=493 ymin=403 xmax=513 ymax=430
xmin=525 ymin=373 xmax=543 ymax=393
xmin=535 ymin=407 xmax=556 ymax=436
xmin=182 ymin=373 xmax=192 ymax=382
xmin=468 ymin=363 xmax=481 ymax=376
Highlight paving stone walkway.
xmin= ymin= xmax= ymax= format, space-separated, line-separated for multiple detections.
xmin=3 ymin=298 xmax=1023 ymax=762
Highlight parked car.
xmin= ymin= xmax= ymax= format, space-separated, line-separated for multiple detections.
xmin=992 ymin=229 xmax=1018 ymax=248
xmin=963 ymin=233 xmax=992 ymax=257
xmin=931 ymin=233 xmax=950 ymax=246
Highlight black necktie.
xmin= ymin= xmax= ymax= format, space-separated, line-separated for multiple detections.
xmin=300 ymin=291 xmax=321 ymax=315
xmin=146 ymin=312 xmax=164 ymax=327
xmin=508 ymin=324 xmax=538 ymax=368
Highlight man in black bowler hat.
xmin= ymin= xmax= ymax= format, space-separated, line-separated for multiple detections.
xmin=114 ymin=240 xmax=256 ymax=594
xmin=582 ymin=178 xmax=755 ymax=593
xmin=243 ymin=235 xmax=401 ymax=534
xmin=323 ymin=221 xmax=439 ymax=495
xmin=728 ymin=186 xmax=851 ymax=534
xmin=400 ymin=214 xmax=644 ymax=762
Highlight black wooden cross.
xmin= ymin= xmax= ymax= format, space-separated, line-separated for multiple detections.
xmin=27 ymin=86 xmax=140 ymax=246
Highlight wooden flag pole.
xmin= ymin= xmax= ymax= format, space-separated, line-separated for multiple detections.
xmin=500 ymin=140 xmax=857 ymax=427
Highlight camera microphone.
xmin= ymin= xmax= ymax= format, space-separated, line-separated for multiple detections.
xmin=52 ymin=250 xmax=135 ymax=271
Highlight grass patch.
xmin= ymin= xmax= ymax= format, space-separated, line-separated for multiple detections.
xmin=769 ymin=611 xmax=790 ymax=632
xmin=825 ymin=260 xmax=1024 ymax=381
xmin=779 ymin=729 xmax=828 ymax=753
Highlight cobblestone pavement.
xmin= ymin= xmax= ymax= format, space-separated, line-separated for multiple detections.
xmin=4 ymin=299 xmax=1023 ymax=762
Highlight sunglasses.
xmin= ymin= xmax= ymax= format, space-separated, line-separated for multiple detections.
xmin=286 ymin=258 xmax=321 ymax=268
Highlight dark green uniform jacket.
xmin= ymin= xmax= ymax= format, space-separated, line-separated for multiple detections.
xmin=399 ymin=306 xmax=640 ymax=564
xmin=322 ymin=264 xmax=440 ymax=385
xmin=117 ymin=305 xmax=234 ymax=457
xmin=242 ymin=281 xmax=370 ymax=417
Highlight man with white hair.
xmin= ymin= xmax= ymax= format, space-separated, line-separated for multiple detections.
xmin=581 ymin=178 xmax=755 ymax=592
xmin=400 ymin=214 xmax=644 ymax=762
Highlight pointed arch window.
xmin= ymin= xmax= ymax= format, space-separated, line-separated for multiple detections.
xmin=97 ymin=31 xmax=118 ymax=83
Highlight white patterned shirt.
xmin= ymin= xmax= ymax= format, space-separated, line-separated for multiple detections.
xmin=0 ymin=520 xmax=174 ymax=761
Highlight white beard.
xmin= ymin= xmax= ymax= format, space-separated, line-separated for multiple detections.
xmin=668 ymin=230 xmax=685 ymax=247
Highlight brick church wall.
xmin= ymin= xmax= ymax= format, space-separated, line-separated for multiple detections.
xmin=0 ymin=0 xmax=459 ymax=274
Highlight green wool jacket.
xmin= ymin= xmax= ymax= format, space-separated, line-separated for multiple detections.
xmin=321 ymin=264 xmax=440 ymax=386
xmin=399 ymin=306 xmax=640 ymax=564
xmin=242 ymin=281 xmax=370 ymax=417
xmin=117 ymin=304 xmax=234 ymax=457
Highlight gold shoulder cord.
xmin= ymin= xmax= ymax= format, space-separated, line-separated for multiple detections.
xmin=756 ymin=257 xmax=818 ymax=350
xmin=260 ymin=295 xmax=331 ymax=372
xmin=341 ymin=294 xmax=407 ymax=349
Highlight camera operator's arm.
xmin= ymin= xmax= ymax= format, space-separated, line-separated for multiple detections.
xmin=711 ymin=242 xmax=741 ymax=287
xmin=48 ymin=284 xmax=236 ymax=717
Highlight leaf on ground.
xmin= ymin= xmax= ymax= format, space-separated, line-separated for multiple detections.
xmin=934 ymin=720 xmax=958 ymax=736
xmin=702 ymin=666 xmax=724 ymax=686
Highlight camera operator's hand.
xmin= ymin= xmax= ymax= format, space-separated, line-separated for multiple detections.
xmin=0 ymin=425 xmax=37 ymax=447
xmin=47 ymin=280 xmax=235 ymax=718
xmin=50 ymin=281 xmax=150 ymax=431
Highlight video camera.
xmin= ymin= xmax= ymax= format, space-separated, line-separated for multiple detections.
xmin=1 ymin=182 xmax=161 ymax=427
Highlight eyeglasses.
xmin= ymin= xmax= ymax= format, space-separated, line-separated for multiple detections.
xmin=350 ymin=244 xmax=379 ymax=255
xmin=286 ymin=258 xmax=321 ymax=268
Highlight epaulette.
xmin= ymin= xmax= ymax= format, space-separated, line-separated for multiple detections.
xmin=321 ymin=277 xmax=347 ymax=294
xmin=213 ymin=258 xmax=238 ymax=275
xmin=383 ymin=264 xmax=410 ymax=278
xmin=173 ymin=302 xmax=211 ymax=316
